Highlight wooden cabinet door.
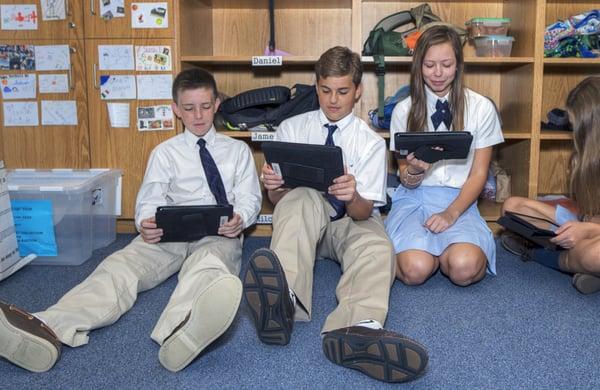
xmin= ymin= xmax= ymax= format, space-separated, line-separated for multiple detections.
xmin=0 ymin=39 xmax=90 ymax=168
xmin=86 ymin=38 xmax=178 ymax=219
xmin=0 ymin=0 xmax=83 ymax=40
xmin=83 ymin=0 xmax=175 ymax=39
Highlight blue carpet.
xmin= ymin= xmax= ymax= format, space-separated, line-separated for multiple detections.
xmin=1 ymin=234 xmax=599 ymax=389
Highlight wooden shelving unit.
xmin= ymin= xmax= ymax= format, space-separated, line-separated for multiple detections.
xmin=3 ymin=1 xmax=597 ymax=235
xmin=174 ymin=0 xmax=600 ymax=236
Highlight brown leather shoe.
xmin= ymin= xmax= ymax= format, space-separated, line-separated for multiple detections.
xmin=500 ymin=231 xmax=535 ymax=261
xmin=572 ymin=273 xmax=600 ymax=295
xmin=322 ymin=326 xmax=428 ymax=383
xmin=243 ymin=248 xmax=294 ymax=345
xmin=0 ymin=301 xmax=61 ymax=372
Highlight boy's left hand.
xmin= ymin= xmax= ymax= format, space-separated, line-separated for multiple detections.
xmin=425 ymin=210 xmax=459 ymax=233
xmin=218 ymin=212 xmax=244 ymax=238
xmin=328 ymin=169 xmax=357 ymax=202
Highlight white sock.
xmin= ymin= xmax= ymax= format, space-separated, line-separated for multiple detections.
xmin=289 ymin=288 xmax=296 ymax=307
xmin=353 ymin=319 xmax=383 ymax=330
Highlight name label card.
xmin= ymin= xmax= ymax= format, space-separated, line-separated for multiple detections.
xmin=251 ymin=56 xmax=282 ymax=66
xmin=251 ymin=132 xmax=276 ymax=142
xmin=256 ymin=214 xmax=273 ymax=224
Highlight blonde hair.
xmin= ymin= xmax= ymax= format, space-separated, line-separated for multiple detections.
xmin=407 ymin=25 xmax=465 ymax=132
xmin=566 ymin=76 xmax=600 ymax=217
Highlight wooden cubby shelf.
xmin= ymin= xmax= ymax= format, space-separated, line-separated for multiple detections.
xmin=540 ymin=131 xmax=573 ymax=140
xmin=3 ymin=0 xmax=599 ymax=234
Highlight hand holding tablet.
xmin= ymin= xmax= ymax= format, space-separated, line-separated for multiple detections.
xmin=155 ymin=205 xmax=233 ymax=242
xmin=394 ymin=131 xmax=473 ymax=163
xmin=262 ymin=141 xmax=344 ymax=192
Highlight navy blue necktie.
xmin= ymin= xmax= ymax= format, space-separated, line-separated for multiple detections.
xmin=431 ymin=99 xmax=452 ymax=130
xmin=197 ymin=138 xmax=229 ymax=205
xmin=324 ymin=124 xmax=346 ymax=221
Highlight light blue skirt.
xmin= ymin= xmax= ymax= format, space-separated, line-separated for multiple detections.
xmin=384 ymin=185 xmax=497 ymax=275
xmin=555 ymin=204 xmax=579 ymax=226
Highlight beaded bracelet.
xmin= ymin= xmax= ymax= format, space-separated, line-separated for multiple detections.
xmin=400 ymin=167 xmax=425 ymax=188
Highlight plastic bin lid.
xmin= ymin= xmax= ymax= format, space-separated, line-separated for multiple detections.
xmin=474 ymin=35 xmax=515 ymax=41
xmin=466 ymin=17 xmax=511 ymax=25
xmin=7 ymin=168 xmax=122 ymax=193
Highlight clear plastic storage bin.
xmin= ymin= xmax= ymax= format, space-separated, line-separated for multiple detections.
xmin=466 ymin=18 xmax=511 ymax=39
xmin=474 ymin=35 xmax=515 ymax=57
xmin=7 ymin=169 xmax=122 ymax=266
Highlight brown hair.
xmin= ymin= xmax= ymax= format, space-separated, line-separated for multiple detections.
xmin=407 ymin=25 xmax=465 ymax=132
xmin=172 ymin=67 xmax=218 ymax=103
xmin=566 ymin=76 xmax=600 ymax=217
xmin=315 ymin=46 xmax=363 ymax=86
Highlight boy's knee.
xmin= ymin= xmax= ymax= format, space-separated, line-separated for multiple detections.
xmin=279 ymin=187 xmax=321 ymax=206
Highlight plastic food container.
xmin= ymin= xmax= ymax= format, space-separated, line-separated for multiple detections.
xmin=466 ymin=18 xmax=511 ymax=38
xmin=474 ymin=35 xmax=515 ymax=57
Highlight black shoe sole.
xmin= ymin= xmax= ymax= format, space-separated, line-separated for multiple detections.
xmin=243 ymin=249 xmax=292 ymax=346
xmin=322 ymin=331 xmax=428 ymax=383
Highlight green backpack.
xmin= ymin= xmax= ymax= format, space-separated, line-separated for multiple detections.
xmin=363 ymin=4 xmax=465 ymax=119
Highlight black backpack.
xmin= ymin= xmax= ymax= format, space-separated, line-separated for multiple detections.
xmin=219 ymin=84 xmax=319 ymax=130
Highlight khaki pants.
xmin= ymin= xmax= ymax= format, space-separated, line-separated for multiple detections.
xmin=270 ymin=187 xmax=395 ymax=333
xmin=36 ymin=235 xmax=242 ymax=347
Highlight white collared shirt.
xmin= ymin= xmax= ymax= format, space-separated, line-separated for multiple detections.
xmin=390 ymin=87 xmax=504 ymax=188
xmin=276 ymin=109 xmax=387 ymax=208
xmin=135 ymin=126 xmax=262 ymax=231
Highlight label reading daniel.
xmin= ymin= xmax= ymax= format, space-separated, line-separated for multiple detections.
xmin=251 ymin=56 xmax=282 ymax=67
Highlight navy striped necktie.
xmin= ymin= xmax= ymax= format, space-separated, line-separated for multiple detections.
xmin=324 ymin=124 xmax=345 ymax=221
xmin=197 ymin=138 xmax=229 ymax=205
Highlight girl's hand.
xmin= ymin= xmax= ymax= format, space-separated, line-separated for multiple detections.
xmin=406 ymin=152 xmax=431 ymax=174
xmin=424 ymin=209 xmax=459 ymax=233
xmin=551 ymin=221 xmax=590 ymax=249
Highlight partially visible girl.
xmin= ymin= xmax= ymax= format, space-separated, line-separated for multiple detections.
xmin=501 ymin=76 xmax=600 ymax=294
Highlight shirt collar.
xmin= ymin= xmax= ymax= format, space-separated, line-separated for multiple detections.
xmin=184 ymin=126 xmax=216 ymax=147
xmin=318 ymin=109 xmax=354 ymax=133
xmin=425 ymin=85 xmax=450 ymax=108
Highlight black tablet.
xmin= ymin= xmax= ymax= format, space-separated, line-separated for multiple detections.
xmin=497 ymin=211 xmax=561 ymax=250
xmin=262 ymin=141 xmax=344 ymax=192
xmin=394 ymin=131 xmax=473 ymax=163
xmin=155 ymin=205 xmax=233 ymax=243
